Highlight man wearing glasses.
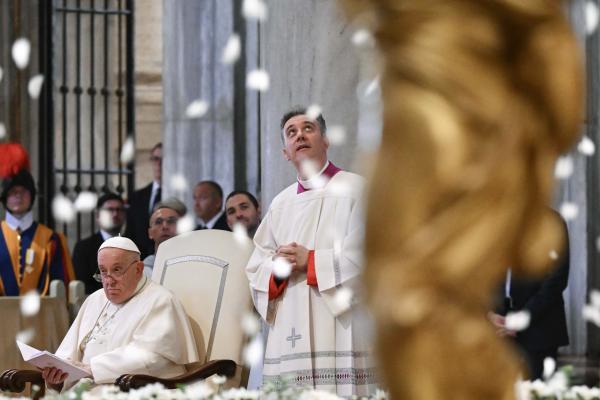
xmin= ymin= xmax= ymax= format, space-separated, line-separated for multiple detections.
xmin=72 ymin=193 xmax=126 ymax=294
xmin=143 ymin=197 xmax=187 ymax=277
xmin=43 ymin=236 xmax=199 ymax=391
xmin=125 ymin=142 xmax=163 ymax=259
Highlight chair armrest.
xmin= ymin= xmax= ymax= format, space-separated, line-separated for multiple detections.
xmin=0 ymin=369 xmax=45 ymax=399
xmin=116 ymin=359 xmax=237 ymax=391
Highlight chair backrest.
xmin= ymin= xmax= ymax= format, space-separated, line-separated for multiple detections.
xmin=151 ymin=230 xmax=254 ymax=366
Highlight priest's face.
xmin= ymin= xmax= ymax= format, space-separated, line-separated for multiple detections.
xmin=282 ymin=115 xmax=329 ymax=174
xmin=97 ymin=248 xmax=144 ymax=304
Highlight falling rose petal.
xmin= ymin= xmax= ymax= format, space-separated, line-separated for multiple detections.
xmin=233 ymin=222 xmax=250 ymax=245
xmin=242 ymin=0 xmax=268 ymax=21
xmin=554 ymin=156 xmax=573 ymax=180
xmin=16 ymin=328 xmax=35 ymax=344
xmin=98 ymin=209 xmax=115 ymax=230
xmin=74 ymin=191 xmax=98 ymax=213
xmin=559 ymin=202 xmax=579 ymax=221
xmin=327 ymin=125 xmax=347 ymax=146
xmin=0 ymin=122 xmax=6 ymax=140
xmin=306 ymin=104 xmax=322 ymax=121
xmin=20 ymin=290 xmax=40 ymax=317
xmin=351 ymin=29 xmax=375 ymax=48
xmin=241 ymin=312 xmax=261 ymax=336
xmin=221 ymin=34 xmax=241 ymax=65
xmin=582 ymin=304 xmax=600 ymax=326
xmin=211 ymin=375 xmax=227 ymax=386
xmin=185 ymin=99 xmax=209 ymax=119
xmin=505 ymin=310 xmax=531 ymax=331
xmin=246 ymin=69 xmax=270 ymax=92
xmin=591 ymin=289 xmax=600 ymax=307
xmin=177 ymin=213 xmax=196 ymax=234
xmin=273 ymin=257 xmax=292 ymax=279
xmin=549 ymin=250 xmax=558 ymax=260
xmin=120 ymin=137 xmax=135 ymax=164
xmin=364 ymin=77 xmax=380 ymax=97
xmin=12 ymin=38 xmax=31 ymax=70
xmin=27 ymin=74 xmax=44 ymax=99
xmin=170 ymin=174 xmax=188 ymax=192
xmin=300 ymin=159 xmax=328 ymax=189
xmin=587 ymin=1 xmax=600 ymax=35
xmin=543 ymin=357 xmax=556 ymax=380
xmin=243 ymin=335 xmax=264 ymax=367
xmin=52 ymin=194 xmax=76 ymax=223
xmin=578 ymin=136 xmax=596 ymax=156
xmin=333 ymin=287 xmax=353 ymax=311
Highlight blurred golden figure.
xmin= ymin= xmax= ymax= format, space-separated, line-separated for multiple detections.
xmin=341 ymin=0 xmax=583 ymax=399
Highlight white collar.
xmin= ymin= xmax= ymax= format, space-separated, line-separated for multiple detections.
xmin=197 ymin=210 xmax=224 ymax=229
xmin=5 ymin=211 xmax=34 ymax=232
xmin=297 ymin=160 xmax=329 ymax=186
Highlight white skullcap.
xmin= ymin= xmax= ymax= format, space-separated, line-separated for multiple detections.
xmin=98 ymin=236 xmax=140 ymax=254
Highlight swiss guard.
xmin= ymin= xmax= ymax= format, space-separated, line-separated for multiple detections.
xmin=0 ymin=143 xmax=74 ymax=296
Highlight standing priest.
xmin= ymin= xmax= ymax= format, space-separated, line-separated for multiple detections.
xmin=246 ymin=107 xmax=376 ymax=397
xmin=42 ymin=237 xmax=199 ymax=391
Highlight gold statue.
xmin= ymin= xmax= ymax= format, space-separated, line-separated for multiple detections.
xmin=341 ymin=1 xmax=583 ymax=398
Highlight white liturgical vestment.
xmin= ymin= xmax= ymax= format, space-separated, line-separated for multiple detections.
xmin=246 ymin=170 xmax=376 ymax=397
xmin=55 ymin=276 xmax=199 ymax=385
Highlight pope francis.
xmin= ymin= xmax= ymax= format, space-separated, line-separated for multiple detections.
xmin=42 ymin=236 xmax=199 ymax=391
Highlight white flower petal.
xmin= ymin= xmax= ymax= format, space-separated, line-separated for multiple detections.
xmin=243 ymin=335 xmax=264 ymax=367
xmin=120 ymin=137 xmax=135 ymax=164
xmin=578 ymin=136 xmax=596 ymax=156
xmin=246 ymin=69 xmax=270 ymax=92
xmin=299 ymin=160 xmax=328 ymax=190
xmin=241 ymin=312 xmax=261 ymax=336
xmin=549 ymin=250 xmax=558 ymax=261
xmin=587 ymin=1 xmax=600 ymax=35
xmin=559 ymin=202 xmax=579 ymax=221
xmin=333 ymin=287 xmax=353 ymax=312
xmin=177 ymin=213 xmax=196 ymax=234
xmin=12 ymin=38 xmax=31 ymax=70
xmin=170 ymin=174 xmax=188 ymax=192
xmin=505 ymin=310 xmax=531 ymax=332
xmin=222 ymin=34 xmax=241 ymax=65
xmin=211 ymin=375 xmax=227 ymax=385
xmin=351 ymin=29 xmax=375 ymax=48
xmin=52 ymin=194 xmax=76 ymax=223
xmin=543 ymin=357 xmax=556 ymax=380
xmin=582 ymin=304 xmax=600 ymax=326
xmin=554 ymin=156 xmax=573 ymax=180
xmin=98 ymin=209 xmax=115 ymax=230
xmin=306 ymin=104 xmax=322 ymax=121
xmin=185 ymin=99 xmax=209 ymax=119
xmin=27 ymin=74 xmax=44 ymax=99
xmin=0 ymin=66 xmax=3 ymax=84
xmin=327 ymin=125 xmax=347 ymax=146
xmin=16 ymin=328 xmax=35 ymax=344
xmin=273 ymin=258 xmax=292 ymax=279
xmin=74 ymin=191 xmax=98 ymax=213
xmin=0 ymin=122 xmax=6 ymax=140
xmin=591 ymin=289 xmax=600 ymax=307
xmin=242 ymin=0 xmax=268 ymax=21
xmin=233 ymin=222 xmax=250 ymax=246
xmin=20 ymin=290 xmax=40 ymax=317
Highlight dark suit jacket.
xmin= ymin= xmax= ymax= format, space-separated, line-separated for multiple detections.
xmin=196 ymin=212 xmax=231 ymax=231
xmin=124 ymin=183 xmax=154 ymax=259
xmin=498 ymin=216 xmax=570 ymax=352
xmin=72 ymin=232 xmax=104 ymax=294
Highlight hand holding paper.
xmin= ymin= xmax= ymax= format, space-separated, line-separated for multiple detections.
xmin=16 ymin=341 xmax=92 ymax=381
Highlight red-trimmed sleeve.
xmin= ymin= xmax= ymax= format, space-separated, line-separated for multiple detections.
xmin=269 ymin=274 xmax=288 ymax=300
xmin=306 ymin=250 xmax=317 ymax=287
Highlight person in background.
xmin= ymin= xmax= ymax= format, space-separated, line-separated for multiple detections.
xmin=125 ymin=142 xmax=162 ymax=258
xmin=72 ymin=192 xmax=126 ymax=294
xmin=193 ymin=181 xmax=229 ymax=231
xmin=224 ymin=190 xmax=261 ymax=237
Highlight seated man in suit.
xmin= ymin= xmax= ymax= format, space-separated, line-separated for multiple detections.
xmin=143 ymin=197 xmax=187 ymax=277
xmin=43 ymin=237 xmax=199 ymax=391
xmin=72 ymin=193 xmax=126 ymax=294
xmin=124 ymin=142 xmax=162 ymax=259
xmin=193 ymin=181 xmax=230 ymax=231
xmin=0 ymin=168 xmax=74 ymax=295
xmin=224 ymin=190 xmax=261 ymax=238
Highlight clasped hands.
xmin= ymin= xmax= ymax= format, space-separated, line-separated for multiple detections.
xmin=274 ymin=242 xmax=309 ymax=274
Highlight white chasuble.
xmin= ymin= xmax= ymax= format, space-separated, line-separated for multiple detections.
xmin=246 ymin=171 xmax=377 ymax=397
xmin=55 ymin=277 xmax=199 ymax=385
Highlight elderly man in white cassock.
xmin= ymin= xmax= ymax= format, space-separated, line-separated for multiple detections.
xmin=246 ymin=107 xmax=377 ymax=397
xmin=42 ymin=236 xmax=198 ymax=391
